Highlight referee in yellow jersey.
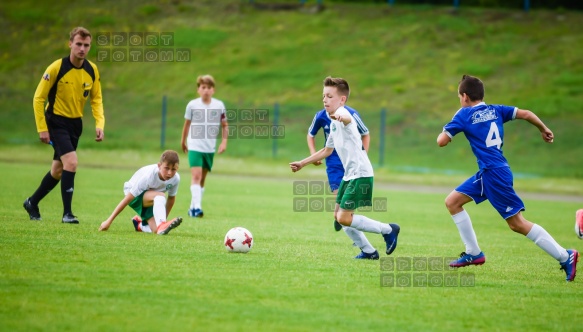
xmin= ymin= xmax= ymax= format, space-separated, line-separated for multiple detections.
xmin=23 ymin=27 xmax=105 ymax=224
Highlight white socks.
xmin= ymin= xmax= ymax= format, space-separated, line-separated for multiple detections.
xmin=153 ymin=195 xmax=167 ymax=225
xmin=344 ymin=227 xmax=375 ymax=254
xmin=452 ymin=210 xmax=481 ymax=256
xmin=350 ymin=214 xmax=392 ymax=235
xmin=190 ymin=184 xmax=202 ymax=209
xmin=526 ymin=224 xmax=569 ymax=262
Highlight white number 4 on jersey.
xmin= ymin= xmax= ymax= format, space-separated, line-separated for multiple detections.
xmin=485 ymin=122 xmax=502 ymax=149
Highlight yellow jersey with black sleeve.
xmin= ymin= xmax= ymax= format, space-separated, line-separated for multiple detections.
xmin=33 ymin=56 xmax=105 ymax=133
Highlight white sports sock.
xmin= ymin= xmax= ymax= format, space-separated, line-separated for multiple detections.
xmin=201 ymin=187 xmax=205 ymax=209
xmin=141 ymin=224 xmax=152 ymax=233
xmin=526 ymin=224 xmax=569 ymax=262
xmin=344 ymin=227 xmax=376 ymax=254
xmin=452 ymin=210 xmax=481 ymax=256
xmin=350 ymin=214 xmax=392 ymax=235
xmin=153 ymin=195 xmax=167 ymax=225
xmin=191 ymin=184 xmax=201 ymax=209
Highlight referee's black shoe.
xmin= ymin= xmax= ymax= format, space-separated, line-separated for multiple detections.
xmin=62 ymin=212 xmax=79 ymax=224
xmin=23 ymin=198 xmax=41 ymax=220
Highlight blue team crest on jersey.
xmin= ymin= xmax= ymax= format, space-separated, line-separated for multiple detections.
xmin=471 ymin=109 xmax=498 ymax=124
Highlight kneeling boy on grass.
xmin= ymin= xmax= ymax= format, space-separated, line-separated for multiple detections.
xmin=99 ymin=150 xmax=183 ymax=235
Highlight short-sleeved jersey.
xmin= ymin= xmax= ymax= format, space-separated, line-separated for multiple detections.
xmin=123 ymin=164 xmax=180 ymax=198
xmin=184 ymin=97 xmax=226 ymax=153
xmin=325 ymin=106 xmax=374 ymax=180
xmin=33 ymin=56 xmax=104 ymax=132
xmin=443 ymin=102 xmax=517 ymax=170
xmin=308 ymin=105 xmax=369 ymax=167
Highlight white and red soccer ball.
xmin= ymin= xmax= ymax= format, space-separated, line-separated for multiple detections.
xmin=575 ymin=209 xmax=583 ymax=240
xmin=224 ymin=227 xmax=254 ymax=253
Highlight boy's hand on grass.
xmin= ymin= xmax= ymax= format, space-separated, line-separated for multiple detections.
xmin=98 ymin=221 xmax=110 ymax=231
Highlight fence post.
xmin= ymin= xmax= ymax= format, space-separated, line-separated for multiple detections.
xmin=379 ymin=108 xmax=386 ymax=167
xmin=272 ymin=103 xmax=279 ymax=158
xmin=161 ymin=95 xmax=167 ymax=150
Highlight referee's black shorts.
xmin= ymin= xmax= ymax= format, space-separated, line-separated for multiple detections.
xmin=46 ymin=113 xmax=83 ymax=160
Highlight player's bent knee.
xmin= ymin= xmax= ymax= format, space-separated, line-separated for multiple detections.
xmin=336 ymin=213 xmax=353 ymax=226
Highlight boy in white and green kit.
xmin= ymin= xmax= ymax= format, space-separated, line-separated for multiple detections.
xmin=290 ymin=76 xmax=400 ymax=260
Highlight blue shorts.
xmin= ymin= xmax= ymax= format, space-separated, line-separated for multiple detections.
xmin=325 ymin=163 xmax=344 ymax=192
xmin=456 ymin=167 xmax=525 ymax=219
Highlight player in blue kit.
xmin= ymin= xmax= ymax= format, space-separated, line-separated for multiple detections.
xmin=307 ymin=105 xmax=370 ymax=233
xmin=437 ymin=74 xmax=578 ymax=281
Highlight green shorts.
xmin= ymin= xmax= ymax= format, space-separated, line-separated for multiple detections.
xmin=336 ymin=177 xmax=374 ymax=210
xmin=128 ymin=192 xmax=153 ymax=223
xmin=188 ymin=150 xmax=215 ymax=171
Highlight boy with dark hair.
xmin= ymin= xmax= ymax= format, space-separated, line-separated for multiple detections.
xmin=437 ymin=74 xmax=578 ymax=281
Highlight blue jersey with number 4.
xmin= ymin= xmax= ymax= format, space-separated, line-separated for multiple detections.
xmin=443 ymin=102 xmax=517 ymax=170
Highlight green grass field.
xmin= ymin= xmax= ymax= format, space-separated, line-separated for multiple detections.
xmin=1 ymin=151 xmax=582 ymax=331
xmin=1 ymin=1 xmax=583 ymax=330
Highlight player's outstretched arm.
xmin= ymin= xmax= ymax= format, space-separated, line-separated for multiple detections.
xmin=515 ymin=109 xmax=554 ymax=143
xmin=437 ymin=132 xmax=451 ymax=147
xmin=99 ymin=193 xmax=134 ymax=231
xmin=290 ymin=147 xmax=333 ymax=172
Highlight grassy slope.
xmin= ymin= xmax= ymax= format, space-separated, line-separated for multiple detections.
xmin=0 ymin=0 xmax=582 ymax=179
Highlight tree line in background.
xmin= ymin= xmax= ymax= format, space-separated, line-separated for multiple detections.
xmin=326 ymin=0 xmax=582 ymax=10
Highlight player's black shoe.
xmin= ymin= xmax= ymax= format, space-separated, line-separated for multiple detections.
xmin=333 ymin=219 xmax=342 ymax=231
xmin=23 ymin=198 xmax=41 ymax=220
xmin=62 ymin=212 xmax=79 ymax=224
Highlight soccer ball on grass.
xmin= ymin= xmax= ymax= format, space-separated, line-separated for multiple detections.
xmin=224 ymin=227 xmax=254 ymax=253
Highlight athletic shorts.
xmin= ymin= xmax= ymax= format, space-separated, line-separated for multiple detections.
xmin=46 ymin=113 xmax=82 ymax=160
xmin=188 ymin=150 xmax=214 ymax=170
xmin=336 ymin=177 xmax=374 ymax=210
xmin=128 ymin=192 xmax=154 ymax=224
xmin=456 ymin=167 xmax=525 ymax=219
xmin=325 ymin=163 xmax=344 ymax=192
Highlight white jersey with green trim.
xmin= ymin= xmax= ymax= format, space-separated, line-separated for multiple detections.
xmin=184 ymin=97 xmax=226 ymax=153
xmin=325 ymin=106 xmax=374 ymax=181
xmin=123 ymin=164 xmax=180 ymax=198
